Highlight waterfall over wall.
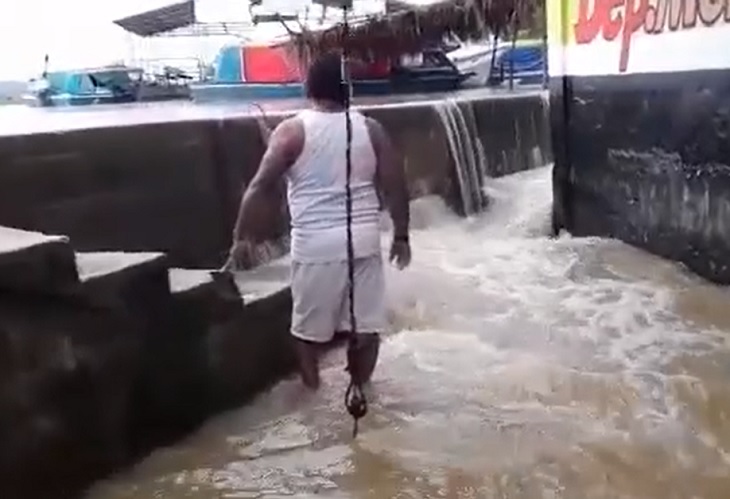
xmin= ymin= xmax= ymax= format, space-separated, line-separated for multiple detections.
xmin=433 ymin=98 xmax=489 ymax=216
xmin=430 ymin=92 xmax=552 ymax=217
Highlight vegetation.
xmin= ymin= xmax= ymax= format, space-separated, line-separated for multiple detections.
xmin=286 ymin=0 xmax=543 ymax=61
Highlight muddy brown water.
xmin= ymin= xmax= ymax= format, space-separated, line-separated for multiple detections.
xmin=86 ymin=166 xmax=730 ymax=498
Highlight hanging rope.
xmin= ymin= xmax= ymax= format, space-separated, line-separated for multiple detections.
xmin=340 ymin=5 xmax=368 ymax=439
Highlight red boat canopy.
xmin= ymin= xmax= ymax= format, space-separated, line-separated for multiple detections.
xmin=241 ymin=44 xmax=302 ymax=83
xmin=240 ymin=44 xmax=391 ymax=84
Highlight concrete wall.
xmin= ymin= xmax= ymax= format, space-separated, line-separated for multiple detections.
xmin=547 ymin=0 xmax=730 ymax=283
xmin=0 ymin=91 xmax=551 ymax=268
xmin=0 ymin=232 xmax=295 ymax=499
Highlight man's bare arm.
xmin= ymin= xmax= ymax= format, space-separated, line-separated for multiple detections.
xmin=367 ymin=118 xmax=409 ymax=238
xmin=233 ymin=118 xmax=303 ymax=241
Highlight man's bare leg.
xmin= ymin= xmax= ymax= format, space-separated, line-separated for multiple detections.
xmin=346 ymin=333 xmax=381 ymax=385
xmin=294 ymin=338 xmax=321 ymax=389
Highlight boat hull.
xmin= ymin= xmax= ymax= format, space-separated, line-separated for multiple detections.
xmin=25 ymin=91 xmax=190 ymax=107
xmin=448 ymin=43 xmax=508 ymax=87
xmin=489 ymin=41 xmax=547 ymax=88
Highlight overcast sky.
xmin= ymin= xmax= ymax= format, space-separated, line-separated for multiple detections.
xmin=0 ymin=0 xmax=436 ymax=80
xmin=1 ymin=0 xmax=148 ymax=79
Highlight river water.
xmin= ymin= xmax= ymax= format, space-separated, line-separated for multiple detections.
xmin=87 ymin=165 xmax=730 ymax=498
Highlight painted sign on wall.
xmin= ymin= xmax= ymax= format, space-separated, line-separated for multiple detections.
xmin=547 ymin=0 xmax=730 ymax=76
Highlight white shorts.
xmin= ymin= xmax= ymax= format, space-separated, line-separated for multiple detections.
xmin=290 ymin=255 xmax=387 ymax=343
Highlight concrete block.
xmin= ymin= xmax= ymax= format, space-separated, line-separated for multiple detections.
xmin=73 ymin=251 xmax=169 ymax=311
xmin=169 ymin=268 xmax=244 ymax=330
xmin=0 ymin=294 xmax=142 ymax=499
xmin=206 ymin=256 xmax=295 ymax=409
xmin=0 ymin=122 xmax=228 ymax=268
xmin=0 ymin=226 xmax=78 ymax=293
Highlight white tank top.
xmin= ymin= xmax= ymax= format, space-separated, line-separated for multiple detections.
xmin=286 ymin=109 xmax=381 ymax=263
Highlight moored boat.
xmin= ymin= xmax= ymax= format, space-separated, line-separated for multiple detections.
xmin=446 ymin=38 xmax=509 ymax=87
xmin=23 ymin=65 xmax=192 ymax=107
xmin=488 ymin=39 xmax=547 ymax=87
xmin=446 ymin=38 xmax=547 ymax=88
xmin=190 ymin=39 xmax=473 ymax=103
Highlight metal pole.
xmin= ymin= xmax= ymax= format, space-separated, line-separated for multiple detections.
xmin=488 ymin=30 xmax=499 ymax=86
xmin=542 ymin=32 xmax=548 ymax=89
xmin=509 ymin=13 xmax=518 ymax=90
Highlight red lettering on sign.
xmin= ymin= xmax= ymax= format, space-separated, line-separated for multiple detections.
xmin=620 ymin=0 xmax=649 ymax=71
xmin=603 ymin=0 xmax=626 ymax=40
xmin=573 ymin=0 xmax=729 ymax=72
xmin=574 ymin=0 xmax=603 ymax=43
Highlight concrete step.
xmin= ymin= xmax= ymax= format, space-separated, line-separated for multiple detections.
xmin=132 ymin=269 xmax=247 ymax=435
xmin=0 ymin=226 xmax=79 ymax=293
xmin=204 ymin=256 xmax=294 ymax=406
xmin=168 ymin=268 xmax=244 ymax=325
xmin=229 ymin=255 xmax=291 ymax=303
xmin=73 ymin=252 xmax=169 ymax=309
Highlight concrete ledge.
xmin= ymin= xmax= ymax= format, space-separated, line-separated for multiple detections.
xmin=205 ymin=256 xmax=294 ymax=409
xmin=0 ymin=90 xmax=551 ymax=266
xmin=74 ymin=251 xmax=169 ymax=309
xmin=169 ymin=268 xmax=243 ymax=319
xmin=0 ymin=226 xmax=78 ymax=293
xmin=231 ymin=254 xmax=291 ymax=301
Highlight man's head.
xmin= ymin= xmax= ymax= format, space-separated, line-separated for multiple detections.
xmin=305 ymin=51 xmax=348 ymax=107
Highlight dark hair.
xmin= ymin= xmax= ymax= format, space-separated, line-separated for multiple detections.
xmin=305 ymin=52 xmax=348 ymax=106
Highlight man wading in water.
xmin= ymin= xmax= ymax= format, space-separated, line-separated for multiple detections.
xmin=226 ymin=52 xmax=411 ymax=390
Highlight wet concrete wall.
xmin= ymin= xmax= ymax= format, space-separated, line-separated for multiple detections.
xmin=0 ymin=228 xmax=295 ymax=499
xmin=0 ymin=91 xmax=550 ymax=268
xmin=548 ymin=0 xmax=730 ymax=283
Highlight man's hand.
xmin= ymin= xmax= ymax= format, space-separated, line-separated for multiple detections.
xmin=389 ymin=238 xmax=411 ymax=270
xmin=254 ymin=112 xmax=273 ymax=145
xmin=222 ymin=239 xmax=256 ymax=271
xmin=223 ymin=239 xmax=280 ymax=271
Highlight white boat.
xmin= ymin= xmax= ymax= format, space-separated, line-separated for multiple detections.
xmin=446 ymin=38 xmax=510 ymax=87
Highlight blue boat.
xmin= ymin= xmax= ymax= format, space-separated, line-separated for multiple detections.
xmin=24 ymin=65 xmax=191 ymax=107
xmin=488 ymin=40 xmax=547 ymax=87
xmin=191 ymin=41 xmax=473 ymax=103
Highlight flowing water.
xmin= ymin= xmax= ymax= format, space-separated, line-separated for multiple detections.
xmin=85 ymin=164 xmax=730 ymax=498
xmin=432 ymin=99 xmax=488 ymax=216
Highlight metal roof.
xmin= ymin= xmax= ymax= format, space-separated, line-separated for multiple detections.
xmin=385 ymin=0 xmax=412 ymax=11
xmin=113 ymin=0 xmax=196 ymax=37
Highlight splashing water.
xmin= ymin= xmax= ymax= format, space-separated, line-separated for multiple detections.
xmin=88 ymin=165 xmax=730 ymax=499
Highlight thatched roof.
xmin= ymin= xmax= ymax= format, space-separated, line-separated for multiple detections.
xmin=288 ymin=0 xmax=538 ymax=61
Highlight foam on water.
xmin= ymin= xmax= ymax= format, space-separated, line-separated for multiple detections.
xmin=88 ymin=165 xmax=730 ymax=499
